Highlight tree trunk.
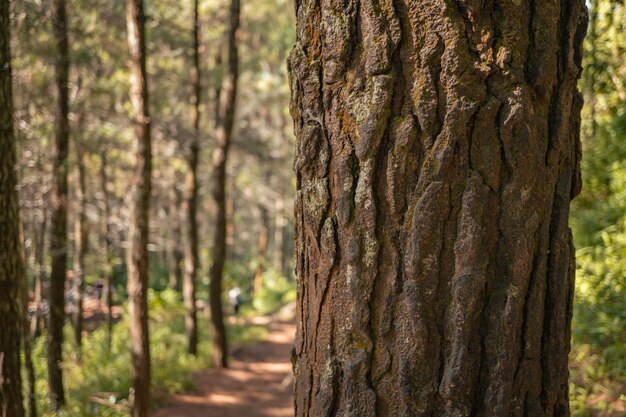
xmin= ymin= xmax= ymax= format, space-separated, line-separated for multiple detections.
xmin=73 ymin=145 xmax=87 ymax=352
xmin=47 ymin=0 xmax=70 ymax=409
xmin=100 ymin=151 xmax=114 ymax=347
xmin=273 ymin=196 xmax=286 ymax=276
xmin=183 ymin=0 xmax=201 ymax=356
xmin=19 ymin=220 xmax=37 ymax=417
xmin=289 ymin=1 xmax=587 ymax=416
xmin=254 ymin=205 xmax=269 ymax=295
xmin=0 ymin=1 xmax=25 ymax=413
xmin=31 ymin=194 xmax=47 ymax=339
xmin=209 ymin=0 xmax=240 ymax=369
xmin=225 ymin=173 xmax=236 ymax=249
xmin=126 ymin=0 xmax=152 ymax=415
xmin=583 ymin=0 xmax=598 ymax=141
xmin=168 ymin=186 xmax=183 ymax=291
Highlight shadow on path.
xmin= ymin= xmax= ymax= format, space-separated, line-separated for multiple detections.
xmin=154 ymin=317 xmax=295 ymax=417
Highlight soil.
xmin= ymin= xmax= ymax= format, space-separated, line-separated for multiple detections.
xmin=153 ymin=317 xmax=295 ymax=417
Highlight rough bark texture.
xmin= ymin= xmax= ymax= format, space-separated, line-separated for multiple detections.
xmin=73 ymin=146 xmax=87 ymax=351
xmin=209 ymin=0 xmax=240 ymax=369
xmin=0 ymin=0 xmax=25 ymax=414
xmin=126 ymin=0 xmax=152 ymax=415
xmin=47 ymin=0 xmax=70 ymax=409
xmin=289 ymin=0 xmax=587 ymax=416
xmin=183 ymin=0 xmax=200 ymax=356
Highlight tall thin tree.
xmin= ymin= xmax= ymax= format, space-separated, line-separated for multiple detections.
xmin=253 ymin=204 xmax=269 ymax=295
xmin=183 ymin=0 xmax=201 ymax=356
xmin=47 ymin=0 xmax=70 ymax=409
xmin=30 ymin=181 xmax=47 ymax=338
xmin=19 ymin=220 xmax=37 ymax=417
xmin=100 ymin=151 xmax=114 ymax=347
xmin=73 ymin=144 xmax=87 ymax=352
xmin=209 ymin=0 xmax=240 ymax=369
xmin=0 ymin=0 xmax=25 ymax=414
xmin=289 ymin=0 xmax=588 ymax=415
xmin=125 ymin=0 xmax=152 ymax=415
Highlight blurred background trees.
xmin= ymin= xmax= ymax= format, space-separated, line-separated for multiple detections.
xmin=11 ymin=0 xmax=295 ymax=414
xmin=569 ymin=0 xmax=626 ymax=414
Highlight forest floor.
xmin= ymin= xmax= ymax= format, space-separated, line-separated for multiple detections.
xmin=153 ymin=316 xmax=295 ymax=417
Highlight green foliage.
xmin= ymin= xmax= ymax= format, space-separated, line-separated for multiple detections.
xmin=252 ymin=268 xmax=296 ymax=315
xmin=27 ymin=290 xmax=266 ymax=417
xmin=570 ymin=2 xmax=626 ymax=414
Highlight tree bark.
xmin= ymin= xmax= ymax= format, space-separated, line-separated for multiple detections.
xmin=183 ymin=0 xmax=201 ymax=356
xmin=289 ymin=1 xmax=587 ymax=416
xmin=126 ymin=0 xmax=152 ymax=415
xmin=47 ymin=0 xmax=70 ymax=409
xmin=209 ymin=0 xmax=240 ymax=369
xmin=100 ymin=151 xmax=114 ymax=348
xmin=73 ymin=145 xmax=87 ymax=352
xmin=0 ymin=1 xmax=25 ymax=414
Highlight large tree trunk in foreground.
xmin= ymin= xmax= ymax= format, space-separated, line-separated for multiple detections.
xmin=0 ymin=1 xmax=25 ymax=414
xmin=47 ymin=0 xmax=70 ymax=409
xmin=289 ymin=1 xmax=587 ymax=416
xmin=209 ymin=0 xmax=240 ymax=369
xmin=126 ymin=0 xmax=152 ymax=415
xmin=73 ymin=146 xmax=87 ymax=352
xmin=183 ymin=0 xmax=201 ymax=356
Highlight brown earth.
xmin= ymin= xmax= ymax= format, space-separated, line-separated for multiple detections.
xmin=153 ymin=317 xmax=295 ymax=417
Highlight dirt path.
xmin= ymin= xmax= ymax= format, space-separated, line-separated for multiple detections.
xmin=154 ymin=318 xmax=295 ymax=417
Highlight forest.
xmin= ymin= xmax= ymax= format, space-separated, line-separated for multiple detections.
xmin=0 ymin=0 xmax=624 ymax=416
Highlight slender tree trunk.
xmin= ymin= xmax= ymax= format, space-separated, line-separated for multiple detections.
xmin=47 ymin=0 xmax=70 ymax=409
xmin=0 ymin=1 xmax=25 ymax=414
xmin=183 ymin=0 xmax=201 ymax=356
xmin=253 ymin=205 xmax=269 ymax=295
xmin=289 ymin=1 xmax=587 ymax=416
xmin=225 ymin=174 xmax=236 ymax=249
xmin=100 ymin=151 xmax=114 ymax=347
xmin=31 ymin=196 xmax=47 ymax=339
xmin=209 ymin=0 xmax=240 ymax=369
xmin=19 ymin=221 xmax=37 ymax=417
xmin=584 ymin=0 xmax=598 ymax=141
xmin=73 ymin=145 xmax=87 ymax=352
xmin=168 ymin=187 xmax=183 ymax=291
xmin=126 ymin=0 xmax=152 ymax=415
xmin=273 ymin=197 xmax=285 ymax=276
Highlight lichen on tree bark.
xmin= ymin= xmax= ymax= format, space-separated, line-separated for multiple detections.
xmin=289 ymin=0 xmax=587 ymax=416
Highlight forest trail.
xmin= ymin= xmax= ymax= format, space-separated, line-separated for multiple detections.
xmin=153 ymin=317 xmax=295 ymax=417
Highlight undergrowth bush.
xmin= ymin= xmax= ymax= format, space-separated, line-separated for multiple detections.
xmin=28 ymin=289 xmax=266 ymax=417
xmin=251 ymin=268 xmax=296 ymax=315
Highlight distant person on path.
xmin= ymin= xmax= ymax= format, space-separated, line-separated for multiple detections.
xmin=94 ymin=279 xmax=104 ymax=305
xmin=228 ymin=287 xmax=242 ymax=316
